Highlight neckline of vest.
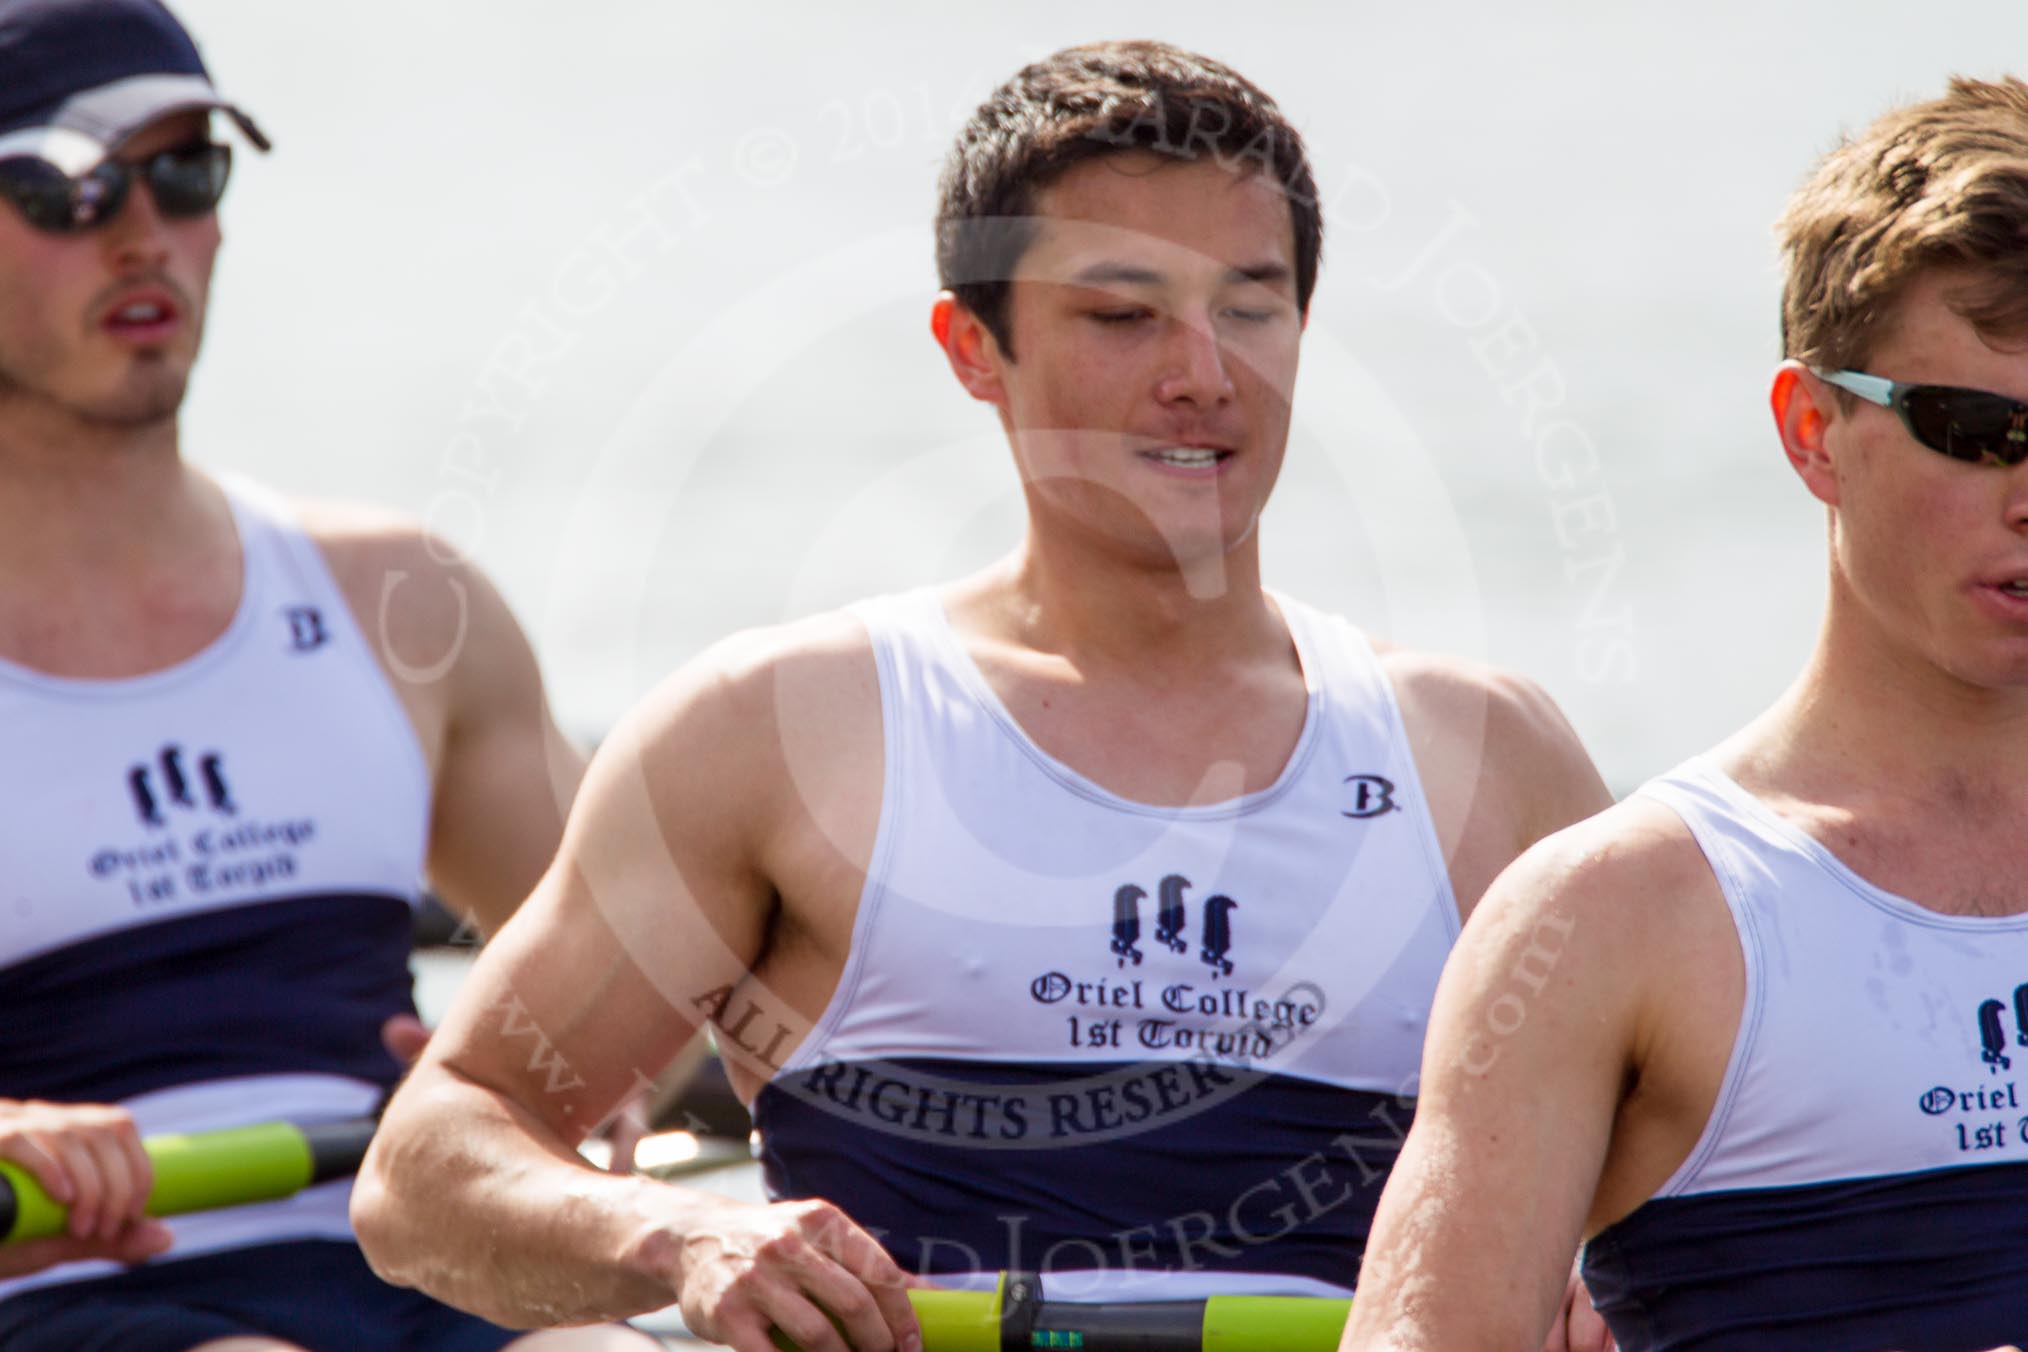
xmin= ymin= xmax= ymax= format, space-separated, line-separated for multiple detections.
xmin=0 ymin=484 xmax=263 ymax=698
xmin=1683 ymin=755 xmax=2028 ymax=931
xmin=915 ymin=587 xmax=1327 ymax=820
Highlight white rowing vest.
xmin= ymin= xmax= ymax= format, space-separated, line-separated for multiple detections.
xmin=749 ymin=587 xmax=1460 ymax=1300
xmin=1583 ymin=756 xmax=2028 ymax=1350
xmin=0 ymin=477 xmax=430 ymax=1300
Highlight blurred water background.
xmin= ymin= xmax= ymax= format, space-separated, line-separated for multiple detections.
xmin=174 ymin=0 xmax=2028 ymax=794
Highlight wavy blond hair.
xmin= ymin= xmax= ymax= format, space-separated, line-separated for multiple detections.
xmin=1779 ymin=75 xmax=2028 ymax=372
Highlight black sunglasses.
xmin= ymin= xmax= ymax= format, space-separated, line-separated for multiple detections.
xmin=0 ymin=142 xmax=232 ymax=235
xmin=1814 ymin=367 xmax=2028 ymax=468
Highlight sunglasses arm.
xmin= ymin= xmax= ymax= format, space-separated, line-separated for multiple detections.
xmin=1812 ymin=368 xmax=1898 ymax=407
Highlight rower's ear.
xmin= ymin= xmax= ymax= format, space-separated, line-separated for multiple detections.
xmin=1772 ymin=362 xmax=1839 ymax=508
xmin=932 ymin=292 xmax=1008 ymax=407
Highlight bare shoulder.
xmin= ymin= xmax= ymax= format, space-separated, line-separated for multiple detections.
xmin=598 ymin=607 xmax=882 ymax=824
xmin=1476 ymin=794 xmax=1715 ymax=943
xmin=1443 ymin=794 xmax=1724 ymax=1059
xmin=1549 ymin=802 xmax=1739 ymax=1055
xmin=287 ymin=495 xmax=438 ymax=576
xmin=1368 ymin=640 xmax=1612 ymax=914
xmin=1372 ymin=643 xmax=1591 ymax=771
xmin=285 ymin=500 xmax=513 ymax=662
xmin=618 ymin=608 xmax=878 ymax=747
xmin=1461 ymin=793 xmax=1741 ymax=1222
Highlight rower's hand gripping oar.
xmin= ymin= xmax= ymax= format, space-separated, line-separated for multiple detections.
xmin=6 ymin=1136 xmax=1355 ymax=1351
xmin=772 ymin=1271 xmax=1353 ymax=1352
xmin=0 ymin=1118 xmax=376 ymax=1244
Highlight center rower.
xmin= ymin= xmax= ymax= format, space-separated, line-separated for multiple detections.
xmin=353 ymin=41 xmax=1611 ymax=1352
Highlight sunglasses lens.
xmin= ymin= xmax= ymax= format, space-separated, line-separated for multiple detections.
xmin=0 ymin=157 xmax=115 ymax=232
xmin=1904 ymin=387 xmax=2028 ymax=467
xmin=0 ymin=146 xmax=226 ymax=234
xmin=146 ymin=144 xmax=231 ymax=219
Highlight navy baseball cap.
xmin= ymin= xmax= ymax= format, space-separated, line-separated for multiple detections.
xmin=0 ymin=0 xmax=268 ymax=176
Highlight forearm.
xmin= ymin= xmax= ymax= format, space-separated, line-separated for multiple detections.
xmin=1341 ymin=1175 xmax=1563 ymax=1350
xmin=351 ymin=1069 xmax=689 ymax=1326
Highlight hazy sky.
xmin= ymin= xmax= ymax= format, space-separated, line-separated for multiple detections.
xmin=170 ymin=1 xmax=2028 ymax=786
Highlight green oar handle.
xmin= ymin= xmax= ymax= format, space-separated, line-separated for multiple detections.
xmin=0 ymin=1118 xmax=375 ymax=1244
xmin=773 ymin=1281 xmax=1352 ymax=1352
xmin=770 ymin=1286 xmax=1003 ymax=1352
xmin=1201 ymin=1294 xmax=1352 ymax=1351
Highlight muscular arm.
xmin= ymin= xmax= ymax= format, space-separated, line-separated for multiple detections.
xmin=415 ymin=561 xmax=585 ymax=934
xmin=1340 ymin=805 xmax=1709 ymax=1350
xmin=351 ymin=624 xmax=921 ymax=1352
xmin=312 ymin=512 xmax=586 ymax=936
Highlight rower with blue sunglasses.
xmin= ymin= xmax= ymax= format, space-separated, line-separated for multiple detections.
xmin=0 ymin=2 xmax=654 ymax=1349
xmin=1345 ymin=75 xmax=2028 ymax=1352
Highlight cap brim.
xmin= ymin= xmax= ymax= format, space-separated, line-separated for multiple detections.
xmin=0 ymin=72 xmax=268 ymax=175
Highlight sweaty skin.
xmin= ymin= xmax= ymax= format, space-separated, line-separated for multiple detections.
xmin=353 ymin=153 xmax=1611 ymax=1352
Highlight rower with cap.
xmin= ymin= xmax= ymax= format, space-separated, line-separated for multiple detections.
xmin=0 ymin=2 xmax=651 ymax=1347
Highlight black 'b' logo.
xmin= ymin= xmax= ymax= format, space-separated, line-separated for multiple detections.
xmin=1342 ymin=774 xmax=1398 ymax=819
xmin=285 ymin=606 xmax=330 ymax=653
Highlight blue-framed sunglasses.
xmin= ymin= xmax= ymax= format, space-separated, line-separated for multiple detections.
xmin=0 ymin=142 xmax=231 ymax=235
xmin=1814 ymin=368 xmax=2028 ymax=468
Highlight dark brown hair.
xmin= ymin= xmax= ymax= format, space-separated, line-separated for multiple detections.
xmin=936 ymin=40 xmax=1322 ymax=357
xmin=1779 ymin=75 xmax=2028 ymax=373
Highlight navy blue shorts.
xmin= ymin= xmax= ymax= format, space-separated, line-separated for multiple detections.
xmin=0 ymin=1239 xmax=523 ymax=1352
